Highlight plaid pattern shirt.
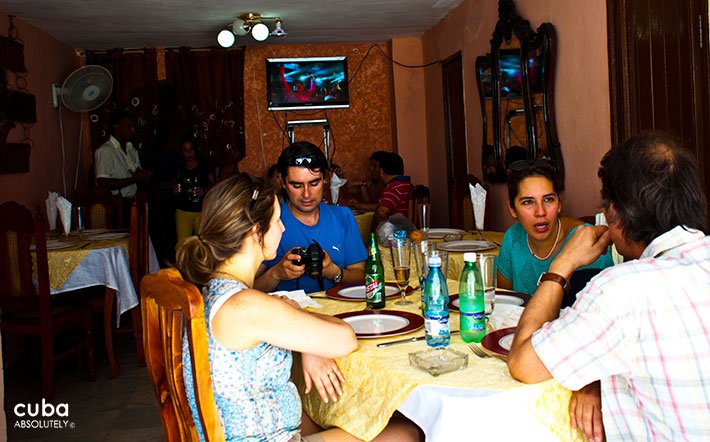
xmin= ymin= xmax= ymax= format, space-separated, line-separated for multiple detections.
xmin=532 ymin=226 xmax=710 ymax=441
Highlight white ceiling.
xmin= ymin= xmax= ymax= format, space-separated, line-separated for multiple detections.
xmin=3 ymin=0 xmax=465 ymax=50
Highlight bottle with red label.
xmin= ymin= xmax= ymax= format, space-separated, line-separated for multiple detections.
xmin=365 ymin=233 xmax=386 ymax=309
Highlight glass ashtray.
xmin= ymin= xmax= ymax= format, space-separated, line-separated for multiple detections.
xmin=409 ymin=347 xmax=469 ymax=376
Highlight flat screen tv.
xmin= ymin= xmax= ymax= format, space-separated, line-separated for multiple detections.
xmin=266 ymin=57 xmax=349 ymax=111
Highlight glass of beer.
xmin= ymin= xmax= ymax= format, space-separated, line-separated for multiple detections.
xmin=388 ymin=237 xmax=412 ymax=305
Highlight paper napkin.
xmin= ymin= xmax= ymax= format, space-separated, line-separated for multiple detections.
xmin=329 ymin=172 xmax=347 ymax=205
xmin=45 ymin=191 xmax=59 ymax=230
xmin=469 ymin=183 xmax=487 ymax=230
xmin=488 ymin=304 xmax=524 ymax=330
xmin=270 ymin=289 xmax=322 ymax=309
xmin=56 ymin=196 xmax=72 ymax=235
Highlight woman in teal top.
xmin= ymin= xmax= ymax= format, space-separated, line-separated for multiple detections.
xmin=497 ymin=159 xmax=613 ymax=296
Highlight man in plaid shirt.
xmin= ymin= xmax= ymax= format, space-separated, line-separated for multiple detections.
xmin=508 ymin=132 xmax=709 ymax=441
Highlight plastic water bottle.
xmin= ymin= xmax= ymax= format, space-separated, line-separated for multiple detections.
xmin=423 ymin=254 xmax=450 ymax=347
xmin=459 ymin=252 xmax=486 ymax=343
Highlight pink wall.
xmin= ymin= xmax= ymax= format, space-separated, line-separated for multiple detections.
xmin=391 ymin=38 xmax=428 ymax=186
xmin=0 ymin=12 xmax=81 ymax=212
xmin=395 ymin=0 xmax=612 ymax=230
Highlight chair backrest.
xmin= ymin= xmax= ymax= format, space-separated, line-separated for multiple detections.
xmin=77 ymin=187 xmax=124 ymax=229
xmin=0 ymin=202 xmax=51 ymax=314
xmin=141 ymin=268 xmax=224 ymax=441
xmin=408 ymin=185 xmax=430 ymax=228
xmin=130 ymin=190 xmax=150 ymax=289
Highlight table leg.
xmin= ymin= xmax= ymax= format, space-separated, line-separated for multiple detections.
xmin=104 ymin=288 xmax=120 ymax=378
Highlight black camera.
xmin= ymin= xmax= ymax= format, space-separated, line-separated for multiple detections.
xmin=291 ymin=240 xmax=325 ymax=279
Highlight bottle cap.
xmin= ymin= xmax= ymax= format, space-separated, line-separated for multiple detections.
xmin=428 ymin=255 xmax=441 ymax=267
xmin=393 ymin=229 xmax=407 ymax=239
xmin=463 ymin=252 xmax=477 ymax=262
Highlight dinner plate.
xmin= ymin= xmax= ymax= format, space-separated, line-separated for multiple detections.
xmin=31 ymin=240 xmax=77 ymax=251
xmin=448 ymin=290 xmax=530 ymax=311
xmin=87 ymin=232 xmax=129 ymax=240
xmin=481 ymin=327 xmax=516 ymax=357
xmin=326 ymin=283 xmax=412 ymax=301
xmin=435 ymin=240 xmax=498 ymax=253
xmin=334 ymin=309 xmax=424 ymax=338
xmin=425 ymin=228 xmax=466 ymax=239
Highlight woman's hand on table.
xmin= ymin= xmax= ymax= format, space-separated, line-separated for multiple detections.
xmin=301 ymin=353 xmax=345 ymax=403
xmin=569 ymin=380 xmax=605 ymax=442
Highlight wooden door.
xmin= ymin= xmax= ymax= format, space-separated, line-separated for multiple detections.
xmin=607 ymin=0 xmax=710 ymax=213
xmin=442 ymin=52 xmax=468 ymax=228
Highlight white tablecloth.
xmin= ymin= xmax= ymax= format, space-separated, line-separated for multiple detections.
xmin=399 ymin=385 xmax=562 ymax=441
xmin=50 ymin=243 xmax=159 ymax=326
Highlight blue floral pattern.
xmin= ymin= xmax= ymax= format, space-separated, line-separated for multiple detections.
xmin=182 ymin=278 xmax=301 ymax=441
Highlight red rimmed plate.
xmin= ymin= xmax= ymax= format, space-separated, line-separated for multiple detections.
xmin=448 ymin=290 xmax=530 ymax=311
xmin=481 ymin=327 xmax=516 ymax=358
xmin=326 ymin=283 xmax=412 ymax=302
xmin=334 ymin=309 xmax=424 ymax=339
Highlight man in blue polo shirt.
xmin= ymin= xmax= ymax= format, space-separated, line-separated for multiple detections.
xmin=254 ymin=141 xmax=367 ymax=293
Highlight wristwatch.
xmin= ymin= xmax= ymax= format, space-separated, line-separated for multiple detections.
xmin=332 ymin=267 xmax=344 ymax=284
xmin=537 ymin=272 xmax=571 ymax=294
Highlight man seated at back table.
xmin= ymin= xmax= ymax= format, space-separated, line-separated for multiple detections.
xmin=349 ymin=151 xmax=413 ymax=231
xmin=508 ymin=132 xmax=710 ymax=441
xmin=254 ymin=141 xmax=367 ymax=294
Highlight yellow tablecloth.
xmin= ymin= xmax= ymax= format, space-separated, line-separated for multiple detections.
xmin=297 ymin=282 xmax=583 ymax=441
xmin=34 ymin=236 xmax=130 ymax=289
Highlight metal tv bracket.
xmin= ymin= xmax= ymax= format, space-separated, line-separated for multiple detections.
xmin=286 ymin=119 xmax=331 ymax=162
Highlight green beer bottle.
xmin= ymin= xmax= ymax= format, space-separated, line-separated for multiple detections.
xmin=365 ymin=233 xmax=386 ymax=309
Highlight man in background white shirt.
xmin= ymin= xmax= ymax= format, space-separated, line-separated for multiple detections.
xmin=94 ymin=110 xmax=152 ymax=199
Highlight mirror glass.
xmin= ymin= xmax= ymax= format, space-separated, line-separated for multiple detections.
xmin=477 ymin=0 xmax=563 ymax=184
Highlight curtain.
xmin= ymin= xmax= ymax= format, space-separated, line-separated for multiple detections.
xmin=84 ymin=48 xmax=159 ymax=158
xmin=165 ymin=47 xmax=245 ymax=168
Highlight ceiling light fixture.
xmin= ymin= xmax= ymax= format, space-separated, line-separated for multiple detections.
xmin=217 ymin=12 xmax=287 ymax=47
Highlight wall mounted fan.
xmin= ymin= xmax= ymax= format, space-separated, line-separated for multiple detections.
xmin=51 ymin=65 xmax=113 ymax=112
xmin=51 ymin=65 xmax=113 ymax=196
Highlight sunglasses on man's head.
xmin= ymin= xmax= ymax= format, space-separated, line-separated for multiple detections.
xmin=291 ymin=156 xmax=316 ymax=166
xmin=508 ymin=158 xmax=553 ymax=171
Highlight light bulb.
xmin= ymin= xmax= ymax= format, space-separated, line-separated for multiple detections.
xmin=231 ymin=18 xmax=249 ymax=36
xmin=251 ymin=22 xmax=270 ymax=41
xmin=217 ymin=29 xmax=235 ymax=47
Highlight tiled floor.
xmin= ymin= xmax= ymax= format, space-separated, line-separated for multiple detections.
xmin=4 ymin=338 xmax=163 ymax=442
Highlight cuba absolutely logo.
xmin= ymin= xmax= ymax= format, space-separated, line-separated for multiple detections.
xmin=13 ymin=399 xmax=75 ymax=430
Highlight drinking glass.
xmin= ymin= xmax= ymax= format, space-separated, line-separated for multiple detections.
xmin=418 ymin=203 xmax=431 ymax=235
xmin=431 ymin=249 xmax=449 ymax=280
xmin=388 ymin=238 xmax=412 ymax=305
xmin=472 ymin=205 xmax=485 ymax=240
xmin=412 ymin=240 xmax=435 ymax=290
xmin=76 ymin=206 xmax=85 ymax=235
xmin=476 ymin=253 xmax=497 ymax=315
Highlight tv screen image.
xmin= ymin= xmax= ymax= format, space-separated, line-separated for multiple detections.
xmin=498 ymin=49 xmax=544 ymax=99
xmin=266 ymin=57 xmax=349 ymax=111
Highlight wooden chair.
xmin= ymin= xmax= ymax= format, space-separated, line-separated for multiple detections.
xmin=128 ymin=190 xmax=149 ymax=365
xmin=0 ymin=202 xmax=95 ymax=400
xmin=86 ymin=190 xmax=148 ymax=378
xmin=76 ymin=186 xmax=125 ymax=229
xmin=141 ymin=268 xmax=225 ymax=441
xmin=408 ymin=184 xmax=430 ymax=228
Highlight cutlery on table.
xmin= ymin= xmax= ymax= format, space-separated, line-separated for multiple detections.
xmin=378 ymin=330 xmax=460 ymax=347
xmin=468 ymin=343 xmax=506 ymax=361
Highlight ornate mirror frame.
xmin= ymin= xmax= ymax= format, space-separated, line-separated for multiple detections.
xmin=476 ymin=0 xmax=563 ymax=184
